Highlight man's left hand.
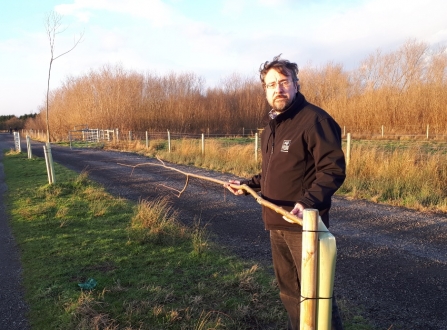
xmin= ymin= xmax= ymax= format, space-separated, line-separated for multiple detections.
xmin=290 ymin=203 xmax=305 ymax=219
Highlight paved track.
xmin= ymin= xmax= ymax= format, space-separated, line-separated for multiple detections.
xmin=0 ymin=133 xmax=29 ymax=330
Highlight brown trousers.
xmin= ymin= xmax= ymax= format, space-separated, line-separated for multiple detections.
xmin=270 ymin=230 xmax=344 ymax=330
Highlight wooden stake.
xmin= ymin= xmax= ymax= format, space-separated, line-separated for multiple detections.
xmin=301 ymin=209 xmax=319 ymax=330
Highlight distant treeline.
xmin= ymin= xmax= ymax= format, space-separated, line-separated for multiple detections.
xmin=25 ymin=40 xmax=447 ymax=141
xmin=1 ymin=114 xmax=36 ymax=131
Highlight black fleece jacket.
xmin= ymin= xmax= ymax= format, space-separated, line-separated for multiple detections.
xmin=242 ymin=92 xmax=346 ymax=230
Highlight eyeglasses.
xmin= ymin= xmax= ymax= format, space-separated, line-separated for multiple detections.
xmin=264 ymin=79 xmax=293 ymax=90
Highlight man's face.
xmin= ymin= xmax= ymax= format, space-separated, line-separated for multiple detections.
xmin=264 ymin=69 xmax=297 ymax=112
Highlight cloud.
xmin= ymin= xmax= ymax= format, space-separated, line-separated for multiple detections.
xmin=221 ymin=0 xmax=247 ymax=16
xmin=257 ymin=0 xmax=292 ymax=6
xmin=311 ymin=0 xmax=446 ymax=45
xmin=55 ymin=0 xmax=177 ymax=27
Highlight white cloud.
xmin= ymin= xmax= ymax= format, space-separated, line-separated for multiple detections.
xmin=2 ymin=0 xmax=447 ymax=116
xmin=257 ymin=0 xmax=291 ymax=6
xmin=56 ymin=0 xmax=177 ymax=27
xmin=221 ymin=0 xmax=247 ymax=16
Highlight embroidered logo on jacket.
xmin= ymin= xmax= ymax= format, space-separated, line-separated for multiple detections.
xmin=281 ymin=140 xmax=291 ymax=152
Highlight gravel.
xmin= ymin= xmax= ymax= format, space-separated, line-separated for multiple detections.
xmin=1 ymin=133 xmax=446 ymax=329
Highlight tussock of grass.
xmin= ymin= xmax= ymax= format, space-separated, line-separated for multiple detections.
xmin=128 ymin=197 xmax=186 ymax=245
xmin=4 ymin=152 xmax=290 ymax=329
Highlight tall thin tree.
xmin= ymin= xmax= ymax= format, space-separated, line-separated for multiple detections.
xmin=45 ymin=11 xmax=83 ymax=142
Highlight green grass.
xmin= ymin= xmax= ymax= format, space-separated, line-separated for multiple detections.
xmin=3 ymin=151 xmax=286 ymax=329
xmin=345 ymin=139 xmax=447 ymax=155
xmin=57 ymin=141 xmax=105 ymax=149
xmin=3 ymin=151 xmax=375 ymax=329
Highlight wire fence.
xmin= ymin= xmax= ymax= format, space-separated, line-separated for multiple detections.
xmin=22 ymin=126 xmax=447 ymax=154
xmin=15 ymin=127 xmax=447 ymax=169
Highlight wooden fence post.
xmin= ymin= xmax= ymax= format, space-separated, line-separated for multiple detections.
xmin=254 ymin=132 xmax=258 ymax=162
xmin=301 ymin=209 xmax=319 ymax=330
xmin=146 ymin=131 xmax=149 ymax=149
xmin=201 ymin=133 xmax=205 ymax=155
xmin=346 ymin=133 xmax=351 ymax=166
xmin=167 ymin=130 xmax=171 ymax=153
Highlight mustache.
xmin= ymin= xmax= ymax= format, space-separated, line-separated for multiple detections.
xmin=274 ymin=94 xmax=288 ymax=101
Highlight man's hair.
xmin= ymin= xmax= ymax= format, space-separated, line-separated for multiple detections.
xmin=259 ymin=54 xmax=299 ymax=86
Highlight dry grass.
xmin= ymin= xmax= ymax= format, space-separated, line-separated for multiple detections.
xmin=148 ymin=138 xmax=261 ymax=178
xmin=107 ymin=137 xmax=447 ymax=213
xmin=341 ymin=143 xmax=447 ymax=212
xmin=128 ymin=197 xmax=187 ymax=244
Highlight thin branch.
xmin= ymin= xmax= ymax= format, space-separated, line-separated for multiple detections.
xmin=53 ymin=31 xmax=85 ymax=61
xmin=158 ymin=175 xmax=190 ymax=197
xmin=117 ymin=157 xmax=303 ymax=226
xmin=44 ymin=11 xmax=84 ymax=143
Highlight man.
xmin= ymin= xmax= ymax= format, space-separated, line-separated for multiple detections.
xmin=226 ymin=55 xmax=346 ymax=329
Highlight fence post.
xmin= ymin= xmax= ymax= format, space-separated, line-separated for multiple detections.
xmin=129 ymin=131 xmax=132 ymax=141
xmin=381 ymin=125 xmax=384 ymax=138
xmin=43 ymin=145 xmax=52 ymax=184
xmin=254 ymin=132 xmax=258 ymax=162
xmin=146 ymin=131 xmax=149 ymax=149
xmin=346 ymin=133 xmax=351 ymax=166
xmin=242 ymin=127 xmax=245 ymax=136
xmin=26 ymin=135 xmax=32 ymax=159
xmin=301 ymin=209 xmax=319 ymax=329
xmin=43 ymin=143 xmax=55 ymax=184
xmin=13 ymin=132 xmax=21 ymax=152
xmin=426 ymin=124 xmax=429 ymax=140
xmin=201 ymin=133 xmax=205 ymax=155
xmin=167 ymin=130 xmax=171 ymax=153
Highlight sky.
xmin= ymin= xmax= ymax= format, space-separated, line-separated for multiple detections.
xmin=1 ymin=0 xmax=446 ymax=117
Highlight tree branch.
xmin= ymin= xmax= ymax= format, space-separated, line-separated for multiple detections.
xmin=117 ymin=157 xmax=303 ymax=226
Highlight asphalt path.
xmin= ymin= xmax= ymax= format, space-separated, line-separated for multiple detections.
xmin=1 ymin=133 xmax=447 ymax=330
xmin=0 ymin=134 xmax=29 ymax=330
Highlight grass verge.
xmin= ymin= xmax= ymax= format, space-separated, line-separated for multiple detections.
xmin=3 ymin=150 xmax=375 ymax=329
xmin=4 ymin=151 xmax=287 ymax=329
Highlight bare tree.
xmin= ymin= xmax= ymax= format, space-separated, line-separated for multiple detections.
xmin=45 ymin=11 xmax=83 ymax=142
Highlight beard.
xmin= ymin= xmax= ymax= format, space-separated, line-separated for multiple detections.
xmin=271 ymin=94 xmax=293 ymax=112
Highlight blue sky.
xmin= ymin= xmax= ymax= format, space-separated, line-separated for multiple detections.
xmin=1 ymin=0 xmax=446 ymax=116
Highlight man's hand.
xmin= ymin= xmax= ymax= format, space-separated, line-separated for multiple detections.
xmin=283 ymin=203 xmax=305 ymax=223
xmin=290 ymin=203 xmax=305 ymax=218
xmin=224 ymin=180 xmax=245 ymax=196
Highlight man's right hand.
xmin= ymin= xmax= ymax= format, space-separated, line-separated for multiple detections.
xmin=224 ymin=180 xmax=245 ymax=195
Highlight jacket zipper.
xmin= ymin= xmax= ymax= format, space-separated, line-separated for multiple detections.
xmin=263 ymin=130 xmax=275 ymax=192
